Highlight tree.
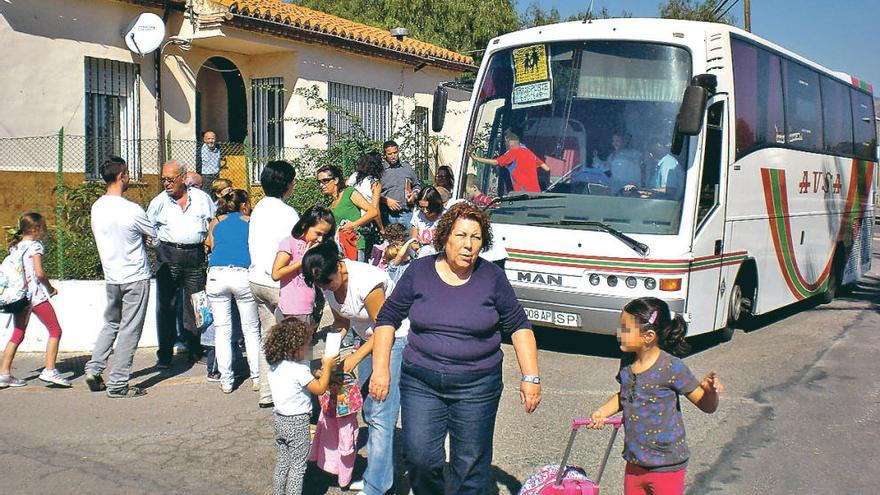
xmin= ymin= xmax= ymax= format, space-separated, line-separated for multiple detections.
xmin=520 ymin=3 xmax=632 ymax=28
xmin=298 ymin=0 xmax=521 ymax=56
xmin=659 ymin=0 xmax=737 ymax=24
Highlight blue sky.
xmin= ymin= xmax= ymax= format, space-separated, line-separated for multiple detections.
xmin=519 ymin=0 xmax=880 ymax=88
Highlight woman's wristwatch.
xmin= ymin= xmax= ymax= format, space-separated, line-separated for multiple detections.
xmin=521 ymin=375 xmax=541 ymax=384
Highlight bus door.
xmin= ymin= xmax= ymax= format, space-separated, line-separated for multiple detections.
xmin=686 ymin=96 xmax=729 ymax=334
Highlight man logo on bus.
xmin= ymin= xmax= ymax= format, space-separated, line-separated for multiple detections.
xmin=517 ymin=271 xmax=563 ymax=286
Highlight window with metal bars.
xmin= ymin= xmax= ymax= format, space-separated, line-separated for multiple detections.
xmin=328 ymin=82 xmax=392 ymax=147
xmin=84 ymin=57 xmax=141 ymax=180
xmin=251 ymin=77 xmax=284 ymax=182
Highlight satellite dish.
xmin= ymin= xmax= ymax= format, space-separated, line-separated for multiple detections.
xmin=123 ymin=13 xmax=166 ymax=56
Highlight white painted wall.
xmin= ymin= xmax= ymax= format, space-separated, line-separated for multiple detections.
xmin=0 ymin=280 xmax=158 ymax=353
xmin=0 ymin=0 xmax=472 ymax=174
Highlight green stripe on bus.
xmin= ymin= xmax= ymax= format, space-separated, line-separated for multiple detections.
xmin=768 ymin=170 xmax=816 ymax=297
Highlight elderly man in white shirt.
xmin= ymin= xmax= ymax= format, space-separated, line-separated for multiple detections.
xmin=85 ymin=156 xmax=157 ymax=398
xmin=247 ymin=160 xmax=299 ymax=408
xmin=147 ymin=161 xmax=216 ymax=368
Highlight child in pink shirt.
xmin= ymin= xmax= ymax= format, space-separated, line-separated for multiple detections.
xmin=271 ymin=206 xmax=336 ymax=324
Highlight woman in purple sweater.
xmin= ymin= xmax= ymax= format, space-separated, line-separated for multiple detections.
xmin=371 ymin=202 xmax=542 ymax=494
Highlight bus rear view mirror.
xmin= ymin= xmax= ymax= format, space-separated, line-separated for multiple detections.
xmin=676 ymin=85 xmax=708 ymax=136
xmin=432 ymin=86 xmax=448 ymax=132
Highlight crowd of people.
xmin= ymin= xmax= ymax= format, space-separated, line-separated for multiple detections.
xmin=0 ymin=137 xmax=723 ymax=495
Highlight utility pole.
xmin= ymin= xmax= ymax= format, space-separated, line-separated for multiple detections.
xmin=744 ymin=0 xmax=751 ymax=32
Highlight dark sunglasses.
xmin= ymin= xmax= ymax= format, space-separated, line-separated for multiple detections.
xmin=317 ymin=177 xmax=335 ymax=185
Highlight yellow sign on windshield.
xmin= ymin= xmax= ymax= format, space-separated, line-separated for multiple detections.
xmin=513 ymin=44 xmax=549 ymax=85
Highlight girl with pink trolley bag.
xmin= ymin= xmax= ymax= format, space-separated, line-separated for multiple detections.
xmin=518 ymin=416 xmax=622 ymax=495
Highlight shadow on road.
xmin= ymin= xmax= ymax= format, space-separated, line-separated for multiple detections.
xmin=506 ymin=326 xmax=622 ymax=359
xmin=129 ymin=355 xmax=197 ymax=389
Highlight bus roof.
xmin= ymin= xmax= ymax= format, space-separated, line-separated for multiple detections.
xmin=490 ymin=18 xmax=872 ymax=93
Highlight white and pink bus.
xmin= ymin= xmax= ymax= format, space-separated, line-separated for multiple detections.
xmin=434 ymin=19 xmax=876 ymax=339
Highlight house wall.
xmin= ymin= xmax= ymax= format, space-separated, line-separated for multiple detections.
xmin=0 ymin=0 xmax=161 ymax=145
xmin=0 ymin=0 xmax=472 ymax=201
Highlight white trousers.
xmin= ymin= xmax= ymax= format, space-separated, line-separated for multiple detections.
xmin=206 ymin=267 xmax=261 ymax=387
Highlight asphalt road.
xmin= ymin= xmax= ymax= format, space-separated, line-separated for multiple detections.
xmin=1 ymin=238 xmax=877 ymax=495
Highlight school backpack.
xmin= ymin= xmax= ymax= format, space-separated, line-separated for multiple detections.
xmin=0 ymin=248 xmax=29 ymax=312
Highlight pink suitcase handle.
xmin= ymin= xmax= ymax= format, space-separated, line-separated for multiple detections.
xmin=554 ymin=416 xmax=622 ymax=487
xmin=571 ymin=417 xmax=623 ymax=430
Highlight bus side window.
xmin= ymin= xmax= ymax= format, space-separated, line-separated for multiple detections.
xmin=696 ymin=102 xmax=725 ymax=228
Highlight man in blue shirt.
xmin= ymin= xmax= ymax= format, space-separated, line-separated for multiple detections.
xmin=147 ymin=161 xmax=216 ymax=367
xmin=647 ymin=143 xmax=685 ymax=199
xmin=195 ymin=130 xmax=222 ymax=193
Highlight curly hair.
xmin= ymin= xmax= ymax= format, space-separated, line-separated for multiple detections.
xmin=382 ymin=223 xmax=408 ymax=244
xmin=263 ymin=317 xmax=312 ymax=365
xmin=432 ymin=202 xmax=493 ymax=253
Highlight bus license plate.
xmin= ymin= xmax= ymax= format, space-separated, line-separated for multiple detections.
xmin=524 ymin=307 xmax=580 ymax=328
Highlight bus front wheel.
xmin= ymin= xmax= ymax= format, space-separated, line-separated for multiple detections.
xmin=720 ymin=279 xmax=752 ymax=342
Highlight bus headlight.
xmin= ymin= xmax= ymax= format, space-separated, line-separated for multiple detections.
xmin=625 ymin=276 xmax=638 ymax=289
xmin=607 ymin=275 xmax=618 ymax=287
xmin=589 ymin=273 xmax=601 ymax=286
xmin=644 ymin=278 xmax=657 ymax=290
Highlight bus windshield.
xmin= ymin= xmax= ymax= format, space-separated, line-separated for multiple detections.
xmin=464 ymin=40 xmax=693 ymax=235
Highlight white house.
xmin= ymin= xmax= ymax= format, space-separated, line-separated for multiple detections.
xmin=0 ymin=0 xmax=475 ymax=351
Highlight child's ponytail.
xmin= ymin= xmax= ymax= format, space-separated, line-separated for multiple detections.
xmin=623 ymin=297 xmax=691 ymax=357
xmin=660 ymin=312 xmax=690 ymax=357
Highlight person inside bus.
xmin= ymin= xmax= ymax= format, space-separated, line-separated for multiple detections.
xmin=593 ymin=132 xmax=643 ymax=193
xmin=647 ymin=142 xmax=685 ymax=199
xmin=623 ymin=142 xmax=685 ymax=200
xmin=471 ymin=129 xmax=551 ymax=193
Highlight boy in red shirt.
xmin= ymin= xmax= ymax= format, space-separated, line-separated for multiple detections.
xmin=471 ymin=130 xmax=550 ymax=193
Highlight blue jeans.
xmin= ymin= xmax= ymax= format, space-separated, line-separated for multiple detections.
xmin=383 ymin=210 xmax=413 ymax=230
xmin=357 ymin=336 xmax=407 ymax=495
xmin=399 ymin=360 xmax=503 ymax=495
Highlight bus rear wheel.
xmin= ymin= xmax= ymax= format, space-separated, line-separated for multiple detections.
xmin=819 ymin=250 xmax=844 ymax=305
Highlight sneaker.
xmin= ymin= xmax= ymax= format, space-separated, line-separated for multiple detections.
xmin=173 ymin=342 xmax=189 ymax=355
xmin=107 ymin=386 xmax=147 ymax=399
xmin=348 ymin=480 xmax=365 ymax=491
xmin=85 ymin=373 xmax=106 ymax=392
xmin=0 ymin=374 xmax=26 ymax=388
xmin=156 ymin=360 xmax=171 ymax=370
xmin=206 ymin=371 xmax=221 ymax=383
xmin=258 ymin=399 xmax=274 ymax=409
xmin=38 ymin=368 xmax=71 ymax=387
xmin=251 ymin=378 xmax=260 ymax=392
xmin=220 ymin=383 xmax=233 ymax=394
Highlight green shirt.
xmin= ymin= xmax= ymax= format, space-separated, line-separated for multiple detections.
xmin=332 ymin=187 xmax=365 ymax=249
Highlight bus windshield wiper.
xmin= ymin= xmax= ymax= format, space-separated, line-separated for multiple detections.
xmin=484 ymin=193 xmax=565 ymax=209
xmin=527 ymin=219 xmax=650 ymax=257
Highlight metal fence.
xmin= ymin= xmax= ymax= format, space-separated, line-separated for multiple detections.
xmin=0 ymin=131 xmax=316 ymax=280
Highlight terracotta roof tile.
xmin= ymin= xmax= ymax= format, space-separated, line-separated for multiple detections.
xmin=218 ymin=0 xmax=474 ymax=68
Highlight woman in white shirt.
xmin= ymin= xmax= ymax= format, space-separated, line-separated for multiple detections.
xmin=346 ymin=152 xmax=385 ymax=259
xmin=411 ymin=186 xmax=444 ymax=259
xmin=302 ymin=241 xmax=408 ymax=495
